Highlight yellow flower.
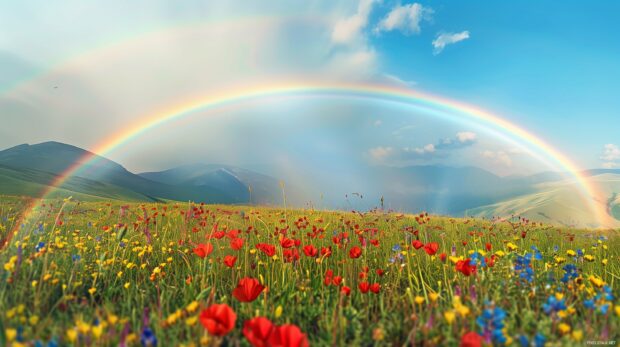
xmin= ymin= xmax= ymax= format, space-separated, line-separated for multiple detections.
xmin=185 ymin=316 xmax=198 ymax=326
xmin=5 ymin=328 xmax=17 ymax=342
xmin=92 ymin=325 xmax=103 ymax=339
xmin=572 ymin=330 xmax=583 ymax=341
xmin=186 ymin=301 xmax=199 ymax=313
xmin=124 ymin=282 xmax=131 ymax=289
xmin=414 ymin=296 xmax=425 ymax=305
xmin=566 ymin=249 xmax=576 ymax=257
xmin=88 ymin=287 xmax=97 ymax=295
xmin=444 ymin=311 xmax=456 ymax=324
xmin=558 ymin=323 xmax=570 ymax=334
xmin=275 ymin=305 xmax=283 ymax=318
xmin=602 ymin=259 xmax=608 ymax=266
xmin=584 ymin=255 xmax=595 ymax=262
xmin=494 ymin=250 xmax=505 ymax=257
xmin=429 ymin=292 xmax=440 ymax=302
xmin=589 ymin=275 xmax=605 ymax=288
xmin=615 ymin=305 xmax=620 ymax=316
xmin=108 ymin=314 xmax=119 ymax=325
xmin=29 ymin=315 xmax=39 ymax=325
xmin=506 ymin=242 xmax=518 ymax=251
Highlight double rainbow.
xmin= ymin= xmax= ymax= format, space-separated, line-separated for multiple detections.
xmin=9 ymin=81 xmax=614 ymax=234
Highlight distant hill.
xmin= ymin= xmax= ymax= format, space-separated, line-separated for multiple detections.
xmin=139 ymin=163 xmax=282 ymax=204
xmin=0 ymin=142 xmax=279 ymax=203
xmin=465 ymin=173 xmax=620 ymax=229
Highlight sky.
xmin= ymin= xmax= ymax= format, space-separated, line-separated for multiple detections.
xmin=1 ymin=0 xmax=619 ymax=179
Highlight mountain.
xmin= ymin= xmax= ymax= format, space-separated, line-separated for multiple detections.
xmin=0 ymin=142 xmax=278 ymax=203
xmin=370 ymin=165 xmax=537 ymax=214
xmin=465 ymin=173 xmax=620 ymax=229
xmin=139 ymin=163 xmax=282 ymax=204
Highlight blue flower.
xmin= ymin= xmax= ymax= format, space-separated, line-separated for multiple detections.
xmin=542 ymin=295 xmax=566 ymax=315
xmin=518 ymin=335 xmax=529 ymax=347
xmin=72 ymin=254 xmax=81 ymax=262
xmin=35 ymin=242 xmax=46 ymax=252
xmin=477 ymin=304 xmax=508 ymax=344
xmin=534 ymin=333 xmax=546 ymax=347
xmin=140 ymin=327 xmax=157 ymax=347
xmin=561 ymin=264 xmax=578 ymax=283
xmin=392 ymin=244 xmax=401 ymax=252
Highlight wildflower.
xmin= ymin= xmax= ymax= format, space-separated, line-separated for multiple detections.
xmin=414 ymin=296 xmax=425 ymax=305
xmin=230 ymin=238 xmax=244 ymax=250
xmin=359 ymin=282 xmax=370 ymax=294
xmin=542 ymin=295 xmax=566 ymax=315
xmin=223 ymin=255 xmax=237 ymax=268
xmin=349 ymin=246 xmax=362 ymax=259
xmin=341 ymin=286 xmax=351 ymax=296
xmin=589 ymin=275 xmax=605 ymax=288
xmin=199 ymin=304 xmax=237 ymax=336
xmin=476 ymin=305 xmax=508 ymax=344
xmin=256 ymin=243 xmax=276 ymax=257
xmin=193 ymin=243 xmax=213 ymax=258
xmin=412 ymin=240 xmax=424 ymax=249
xmin=302 ymin=245 xmax=318 ymax=257
xmin=514 ymin=253 xmax=535 ymax=283
xmin=370 ymin=283 xmax=381 ymax=294
xmin=268 ymin=324 xmax=309 ymax=347
xmin=444 ymin=311 xmax=456 ymax=324
xmin=456 ymin=260 xmax=476 ymax=276
xmin=423 ymin=242 xmax=439 ymax=255
xmin=243 ymin=317 xmax=275 ymax=347
xmin=558 ymin=323 xmax=570 ymax=334
xmin=140 ymin=327 xmax=157 ymax=346
xmin=460 ymin=331 xmax=483 ymax=347
xmin=506 ymin=242 xmax=518 ymax=251
xmin=233 ymin=277 xmax=265 ymax=302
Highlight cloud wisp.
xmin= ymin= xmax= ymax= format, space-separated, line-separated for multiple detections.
xmin=374 ymin=3 xmax=432 ymax=35
xmin=432 ymin=31 xmax=470 ymax=54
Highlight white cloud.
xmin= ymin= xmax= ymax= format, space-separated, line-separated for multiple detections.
xmin=601 ymin=144 xmax=620 ymax=161
xmin=432 ymin=31 xmax=470 ymax=54
xmin=374 ymin=3 xmax=432 ymax=35
xmin=409 ymin=143 xmax=435 ymax=154
xmin=482 ymin=150 xmax=513 ymax=167
xmin=456 ymin=131 xmax=477 ymax=143
xmin=331 ymin=0 xmax=376 ymax=45
xmin=602 ymin=162 xmax=619 ymax=169
xmin=368 ymin=146 xmax=394 ymax=161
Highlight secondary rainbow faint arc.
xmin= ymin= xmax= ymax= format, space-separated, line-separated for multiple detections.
xmin=14 ymin=82 xmax=611 ymax=232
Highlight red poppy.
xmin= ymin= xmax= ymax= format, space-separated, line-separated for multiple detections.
xmin=233 ymin=277 xmax=265 ymax=302
xmin=280 ymin=237 xmax=295 ymax=249
xmin=199 ymin=303 xmax=236 ymax=337
xmin=459 ymin=331 xmax=483 ymax=347
xmin=412 ymin=240 xmax=424 ymax=249
xmin=485 ymin=242 xmax=492 ymax=251
xmin=370 ymin=283 xmax=381 ymax=294
xmin=439 ymin=253 xmax=447 ymax=262
xmin=223 ymin=255 xmax=237 ymax=268
xmin=269 ymin=324 xmax=309 ymax=347
xmin=213 ymin=231 xmax=226 ymax=239
xmin=376 ymin=269 xmax=384 ymax=276
xmin=320 ymin=247 xmax=332 ymax=257
xmin=231 ymin=238 xmax=244 ymax=250
xmin=324 ymin=270 xmax=333 ymax=286
xmin=340 ymin=286 xmax=351 ymax=296
xmin=193 ymin=243 xmax=213 ymax=258
xmin=302 ymin=245 xmax=318 ymax=257
xmin=332 ymin=276 xmax=343 ymax=286
xmin=349 ymin=246 xmax=362 ymax=259
xmin=456 ymin=260 xmax=477 ymax=276
xmin=243 ymin=317 xmax=275 ymax=347
xmin=423 ymin=242 xmax=439 ymax=255
xmin=256 ymin=243 xmax=276 ymax=257
xmin=358 ymin=281 xmax=370 ymax=293
xmin=370 ymin=239 xmax=379 ymax=247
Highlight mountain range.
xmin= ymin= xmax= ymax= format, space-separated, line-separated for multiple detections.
xmin=0 ymin=141 xmax=618 ymax=228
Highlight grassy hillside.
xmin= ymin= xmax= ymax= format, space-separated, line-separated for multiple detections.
xmin=0 ymin=197 xmax=617 ymax=346
xmin=466 ymin=173 xmax=620 ymax=229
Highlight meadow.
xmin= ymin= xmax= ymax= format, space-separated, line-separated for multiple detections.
xmin=0 ymin=195 xmax=618 ymax=346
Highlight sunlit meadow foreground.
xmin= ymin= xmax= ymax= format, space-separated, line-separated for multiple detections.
xmin=0 ymin=196 xmax=618 ymax=346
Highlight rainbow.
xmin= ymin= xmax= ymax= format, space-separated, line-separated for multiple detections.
xmin=10 ymin=81 xmax=614 ymax=236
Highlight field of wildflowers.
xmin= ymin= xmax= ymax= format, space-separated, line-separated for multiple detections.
xmin=0 ymin=195 xmax=618 ymax=346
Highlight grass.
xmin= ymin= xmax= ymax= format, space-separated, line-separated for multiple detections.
xmin=0 ymin=194 xmax=618 ymax=346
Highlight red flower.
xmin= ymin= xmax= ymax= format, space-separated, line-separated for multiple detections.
xmin=320 ymin=247 xmax=332 ymax=257
xmin=340 ymin=286 xmax=351 ymax=296
xmin=324 ymin=270 xmax=333 ymax=286
xmin=213 ymin=231 xmax=226 ymax=239
xmin=370 ymin=239 xmax=379 ymax=247
xmin=256 ymin=243 xmax=276 ymax=257
xmin=269 ymin=324 xmax=309 ymax=347
xmin=243 ymin=317 xmax=275 ymax=347
xmin=302 ymin=245 xmax=318 ymax=257
xmin=376 ymin=269 xmax=384 ymax=276
xmin=223 ymin=255 xmax=237 ymax=268
xmin=280 ymin=237 xmax=295 ymax=248
xmin=456 ymin=260 xmax=477 ymax=276
xmin=412 ymin=240 xmax=424 ymax=249
xmin=231 ymin=238 xmax=244 ymax=250
xmin=358 ymin=281 xmax=370 ymax=293
xmin=199 ymin=304 xmax=236 ymax=337
xmin=193 ymin=243 xmax=213 ymax=258
xmin=233 ymin=277 xmax=265 ymax=302
xmin=423 ymin=242 xmax=439 ymax=255
xmin=459 ymin=331 xmax=483 ymax=347
xmin=332 ymin=276 xmax=343 ymax=286
xmin=349 ymin=246 xmax=362 ymax=259
xmin=370 ymin=283 xmax=381 ymax=294
xmin=485 ymin=242 xmax=492 ymax=251
xmin=439 ymin=253 xmax=447 ymax=262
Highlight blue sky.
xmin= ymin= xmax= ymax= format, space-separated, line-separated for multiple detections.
xmin=0 ymin=0 xmax=618 ymax=174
